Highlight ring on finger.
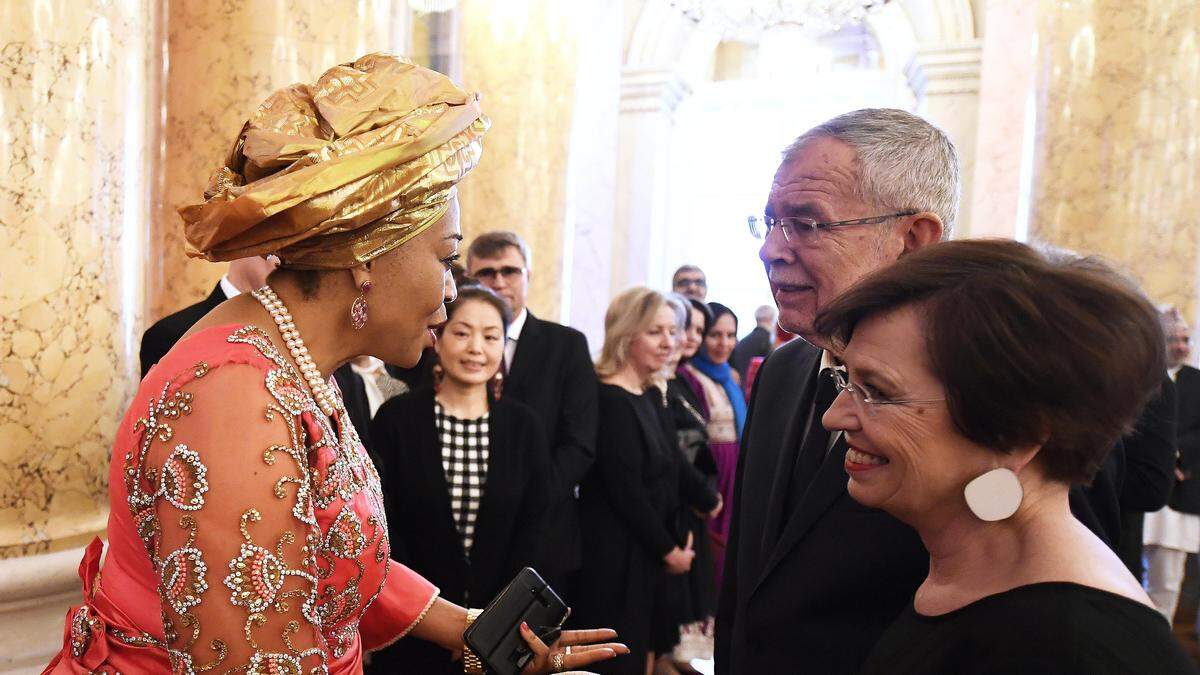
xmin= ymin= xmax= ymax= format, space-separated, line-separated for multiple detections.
xmin=551 ymin=652 xmax=565 ymax=672
xmin=565 ymin=645 xmax=573 ymax=656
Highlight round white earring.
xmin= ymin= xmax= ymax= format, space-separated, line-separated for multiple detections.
xmin=963 ymin=467 xmax=1023 ymax=521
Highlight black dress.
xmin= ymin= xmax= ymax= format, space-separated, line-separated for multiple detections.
xmin=651 ymin=380 xmax=720 ymax=655
xmin=575 ymin=384 xmax=716 ymax=674
xmin=861 ymin=582 xmax=1197 ymax=674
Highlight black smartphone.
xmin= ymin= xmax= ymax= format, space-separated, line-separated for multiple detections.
xmin=463 ymin=568 xmax=569 ymax=675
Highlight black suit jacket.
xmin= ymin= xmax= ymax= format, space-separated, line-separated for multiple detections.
xmin=1171 ymin=366 xmax=1200 ymax=514
xmin=715 ymin=338 xmax=1129 ymax=674
xmin=139 ymin=283 xmax=225 ymax=378
xmin=504 ymin=312 xmax=598 ymax=583
xmin=369 ymin=388 xmax=550 ymax=674
xmin=332 ymin=366 xmax=377 ymax=464
xmin=715 ymin=340 xmax=927 ymax=674
xmin=139 ymin=281 xmax=375 ymax=456
xmin=1115 ymin=375 xmax=1178 ymax=578
xmin=731 ymin=326 xmax=771 ymax=379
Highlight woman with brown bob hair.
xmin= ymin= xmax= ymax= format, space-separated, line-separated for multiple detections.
xmin=814 ymin=239 xmax=1194 ymax=673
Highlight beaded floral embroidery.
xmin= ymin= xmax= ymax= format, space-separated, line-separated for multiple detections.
xmin=122 ymin=327 xmax=398 ymax=673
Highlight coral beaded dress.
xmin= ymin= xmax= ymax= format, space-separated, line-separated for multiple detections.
xmin=44 ymin=324 xmax=439 ymax=674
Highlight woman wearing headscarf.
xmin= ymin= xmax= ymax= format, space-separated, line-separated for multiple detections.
xmin=43 ymin=54 xmax=623 ymax=675
xmin=677 ymin=301 xmax=745 ymax=587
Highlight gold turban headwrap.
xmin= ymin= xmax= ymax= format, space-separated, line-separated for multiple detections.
xmin=180 ymin=53 xmax=489 ymax=270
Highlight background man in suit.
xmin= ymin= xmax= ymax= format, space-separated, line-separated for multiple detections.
xmin=715 ymin=109 xmax=1131 ymax=674
xmin=1167 ymin=315 xmax=1200 ymax=636
xmin=466 ymin=231 xmax=598 ymax=599
xmin=139 ymin=255 xmax=376 ymax=455
xmin=1143 ymin=310 xmax=1200 ymax=621
xmin=730 ymin=304 xmax=776 ymax=380
xmin=672 ymin=264 xmax=708 ymax=301
xmin=139 ymin=256 xmax=277 ymax=376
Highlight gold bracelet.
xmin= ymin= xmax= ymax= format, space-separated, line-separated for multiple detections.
xmin=463 ymin=608 xmax=485 ymax=674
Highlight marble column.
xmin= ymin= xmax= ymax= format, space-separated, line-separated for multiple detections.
xmin=969 ymin=0 xmax=1038 ymax=240
xmin=907 ymin=40 xmax=983 ymax=236
xmin=560 ymin=2 xmax=624 ymax=347
xmin=1027 ymin=0 xmax=1200 ymax=321
xmin=611 ymin=68 xmax=690 ymax=295
xmin=0 ymin=0 xmax=161 ymax=670
xmin=149 ymin=0 xmax=410 ymax=322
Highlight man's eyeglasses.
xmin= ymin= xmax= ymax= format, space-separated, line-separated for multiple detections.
xmin=748 ymin=210 xmax=918 ymax=242
xmin=675 ymin=278 xmax=707 ymax=289
xmin=472 ymin=266 xmax=526 ymax=282
xmin=830 ymin=368 xmax=944 ymax=416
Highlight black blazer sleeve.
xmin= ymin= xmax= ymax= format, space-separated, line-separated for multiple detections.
xmin=677 ymin=451 xmax=718 ymax=512
xmin=1121 ymin=376 xmax=1178 ymax=512
xmin=506 ymin=400 xmax=552 ymax=570
xmin=552 ymin=330 xmax=599 ymax=488
xmin=596 ymin=393 xmax=677 ymax=558
xmin=370 ymin=395 xmax=413 ymax=560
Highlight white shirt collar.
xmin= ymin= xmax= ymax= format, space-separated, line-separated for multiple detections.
xmin=508 ymin=308 xmax=529 ymax=342
xmin=219 ymin=275 xmax=240 ymax=300
xmin=818 ymin=349 xmax=841 ymax=378
xmin=350 ymin=356 xmax=385 ymax=377
xmin=1169 ymin=365 xmax=1183 ymax=381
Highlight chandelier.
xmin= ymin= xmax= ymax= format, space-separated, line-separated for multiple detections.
xmin=408 ymin=0 xmax=457 ymax=13
xmin=672 ymin=0 xmax=892 ymax=38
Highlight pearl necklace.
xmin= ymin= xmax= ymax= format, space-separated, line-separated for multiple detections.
xmin=251 ymin=285 xmax=340 ymax=417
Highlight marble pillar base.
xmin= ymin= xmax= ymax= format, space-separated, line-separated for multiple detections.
xmin=0 ymin=545 xmax=86 ymax=674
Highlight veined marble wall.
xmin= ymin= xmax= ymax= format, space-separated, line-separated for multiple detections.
xmin=0 ymin=1 xmax=159 ymax=669
xmin=150 ymin=0 xmax=410 ymax=322
xmin=457 ymin=2 xmax=590 ymax=321
xmin=1027 ymin=0 xmax=1200 ymax=321
xmin=0 ymin=0 xmax=159 ymax=560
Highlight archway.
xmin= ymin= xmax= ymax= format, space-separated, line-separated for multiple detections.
xmin=604 ymin=0 xmax=983 ymax=330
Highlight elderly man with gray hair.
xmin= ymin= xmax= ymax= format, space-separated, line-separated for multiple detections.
xmin=714 ymin=108 xmax=1124 ymax=673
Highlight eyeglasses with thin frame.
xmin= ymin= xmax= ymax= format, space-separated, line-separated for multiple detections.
xmin=675 ymin=277 xmax=707 ymax=289
xmin=830 ymin=368 xmax=944 ymax=416
xmin=472 ymin=265 xmax=526 ymax=282
xmin=748 ymin=210 xmax=918 ymax=242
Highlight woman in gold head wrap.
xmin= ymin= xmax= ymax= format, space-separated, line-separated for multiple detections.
xmin=44 ymin=54 xmax=625 ymax=675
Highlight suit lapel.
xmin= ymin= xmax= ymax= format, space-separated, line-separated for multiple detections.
xmin=415 ymin=393 xmax=466 ymax=558
xmin=759 ymin=357 xmax=821 ymax=558
xmin=754 ymin=435 xmax=849 ymax=595
xmin=472 ymin=407 xmax=508 ymax=561
xmin=506 ymin=313 xmax=543 ymax=391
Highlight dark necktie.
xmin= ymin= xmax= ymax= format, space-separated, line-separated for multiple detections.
xmin=788 ymin=368 xmax=840 ymax=507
